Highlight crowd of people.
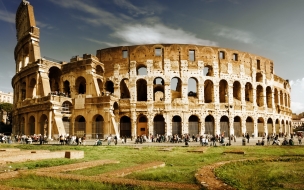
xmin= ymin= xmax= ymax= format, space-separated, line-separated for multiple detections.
xmin=1 ymin=132 xmax=303 ymax=147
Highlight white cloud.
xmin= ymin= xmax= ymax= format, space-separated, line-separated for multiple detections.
xmin=215 ymin=27 xmax=255 ymax=44
xmin=290 ymin=78 xmax=304 ymax=114
xmin=50 ymin=0 xmax=217 ymax=46
xmin=112 ymin=24 xmax=217 ymax=46
xmin=0 ymin=10 xmax=15 ymax=23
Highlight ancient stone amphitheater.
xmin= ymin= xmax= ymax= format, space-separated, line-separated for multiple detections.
xmin=11 ymin=0 xmax=292 ymax=141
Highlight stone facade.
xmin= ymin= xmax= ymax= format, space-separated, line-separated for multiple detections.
xmin=11 ymin=1 xmax=292 ymax=140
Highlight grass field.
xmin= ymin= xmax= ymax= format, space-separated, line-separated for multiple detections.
xmin=0 ymin=143 xmax=304 ymax=189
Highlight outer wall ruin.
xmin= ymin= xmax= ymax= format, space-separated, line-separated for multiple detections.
xmin=11 ymin=1 xmax=292 ymax=140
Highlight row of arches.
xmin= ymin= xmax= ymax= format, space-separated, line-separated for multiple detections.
xmin=16 ymin=111 xmax=292 ymax=140
xmin=116 ymin=77 xmax=291 ymax=108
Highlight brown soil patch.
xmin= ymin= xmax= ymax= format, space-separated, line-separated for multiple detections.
xmin=98 ymin=161 xmax=165 ymax=177
xmin=222 ymin=150 xmax=245 ymax=154
xmin=195 ymin=160 xmax=236 ymax=190
xmin=188 ymin=146 xmax=209 ymax=153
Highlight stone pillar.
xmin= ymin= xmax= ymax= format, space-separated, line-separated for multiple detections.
xmin=48 ymin=111 xmax=52 ymax=139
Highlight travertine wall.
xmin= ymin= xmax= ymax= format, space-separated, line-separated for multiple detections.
xmin=11 ymin=1 xmax=292 ymax=140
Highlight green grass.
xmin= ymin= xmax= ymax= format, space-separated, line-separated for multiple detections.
xmin=215 ymin=158 xmax=304 ymax=190
xmin=1 ymin=144 xmax=304 ymax=189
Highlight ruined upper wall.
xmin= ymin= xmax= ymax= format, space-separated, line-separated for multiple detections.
xmin=96 ymin=44 xmax=276 ymax=80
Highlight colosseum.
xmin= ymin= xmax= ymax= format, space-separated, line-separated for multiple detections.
xmin=11 ymin=1 xmax=292 ymax=141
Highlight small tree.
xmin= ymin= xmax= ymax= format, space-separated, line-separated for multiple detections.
xmin=0 ymin=103 xmax=13 ymax=125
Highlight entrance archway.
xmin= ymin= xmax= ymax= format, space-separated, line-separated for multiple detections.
xmin=267 ymin=118 xmax=273 ymax=135
xmin=153 ymin=115 xmax=165 ymax=136
xmin=257 ymin=117 xmax=264 ymax=137
xmin=246 ymin=117 xmax=254 ymax=137
xmin=220 ymin=116 xmax=229 ymax=137
xmin=120 ymin=116 xmax=131 ymax=138
xmin=137 ymin=115 xmax=148 ymax=136
xmin=189 ymin=115 xmax=199 ymax=136
xmin=172 ymin=116 xmax=182 ymax=136
xmin=205 ymin=115 xmax=214 ymax=135
xmin=28 ymin=116 xmax=35 ymax=135
xmin=93 ymin=115 xmax=104 ymax=139
xmin=74 ymin=116 xmax=86 ymax=137
xmin=233 ymin=116 xmax=241 ymax=137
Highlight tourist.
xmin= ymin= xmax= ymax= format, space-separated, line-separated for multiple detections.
xmin=246 ymin=133 xmax=250 ymax=143
xmin=107 ymin=135 xmax=112 ymax=145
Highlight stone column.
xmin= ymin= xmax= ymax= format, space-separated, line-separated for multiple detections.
xmin=48 ymin=111 xmax=52 ymax=139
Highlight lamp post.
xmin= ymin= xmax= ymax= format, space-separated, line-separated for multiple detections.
xmin=225 ymin=105 xmax=232 ymax=146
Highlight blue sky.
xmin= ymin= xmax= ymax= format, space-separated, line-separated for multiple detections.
xmin=1 ymin=0 xmax=304 ymax=114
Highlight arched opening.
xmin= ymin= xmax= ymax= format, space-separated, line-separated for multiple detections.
xmin=267 ymin=118 xmax=273 ymax=135
xmin=245 ymin=82 xmax=253 ymax=102
xmin=284 ymin=93 xmax=288 ymax=107
xmin=28 ymin=116 xmax=35 ymax=135
xmin=172 ymin=116 xmax=182 ymax=136
xmin=205 ymin=115 xmax=214 ymax=135
xmin=286 ymin=120 xmax=289 ymax=136
xmin=120 ymin=79 xmax=130 ymax=99
xmin=256 ymin=72 xmax=263 ymax=82
xmin=29 ymin=78 xmax=36 ymax=98
xmin=274 ymin=88 xmax=279 ymax=105
xmin=62 ymin=117 xmax=70 ymax=135
xmin=136 ymin=79 xmax=147 ymax=101
xmin=105 ymin=80 xmax=114 ymax=95
xmin=21 ymin=82 xmax=26 ymax=100
xmin=120 ymin=116 xmax=131 ymax=138
xmin=219 ymin=80 xmax=228 ymax=103
xmin=153 ymin=77 xmax=164 ymax=101
xmin=75 ymin=76 xmax=86 ymax=94
xmin=39 ymin=114 xmax=48 ymax=136
xmin=246 ymin=117 xmax=254 ymax=138
xmin=233 ymin=116 xmax=242 ymax=137
xmin=266 ymin=86 xmax=272 ymax=108
xmin=275 ymin=119 xmax=280 ymax=135
xmin=93 ymin=115 xmax=104 ymax=139
xmin=137 ymin=115 xmax=148 ymax=136
xmin=137 ymin=65 xmax=147 ymax=75
xmin=63 ymin=80 xmax=71 ymax=97
xmin=203 ymin=65 xmax=213 ymax=76
xmin=189 ymin=115 xmax=199 ymax=136
xmin=233 ymin=81 xmax=241 ymax=101
xmin=280 ymin=90 xmax=283 ymax=106
xmin=204 ymin=80 xmax=214 ymax=103
xmin=256 ymin=85 xmax=264 ymax=107
xmin=97 ymin=79 xmax=103 ymax=96
xmin=281 ymin=120 xmax=285 ymax=135
xmin=171 ymin=77 xmax=182 ymax=100
xmin=257 ymin=117 xmax=264 ymax=137
xmin=74 ymin=116 xmax=86 ymax=137
xmin=96 ymin=65 xmax=104 ymax=76
xmin=49 ymin=67 xmax=62 ymax=93
xmin=61 ymin=101 xmax=72 ymax=114
xmin=113 ymin=102 xmax=119 ymax=115
xmin=153 ymin=115 xmax=165 ymax=136
xmin=188 ymin=77 xmax=197 ymax=97
xmin=220 ymin=116 xmax=229 ymax=137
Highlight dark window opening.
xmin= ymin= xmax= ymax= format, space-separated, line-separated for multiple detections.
xmin=155 ymin=48 xmax=161 ymax=56
xmin=257 ymin=59 xmax=260 ymax=70
xmin=189 ymin=50 xmax=195 ymax=61
xmin=233 ymin=53 xmax=238 ymax=61
xmin=219 ymin=51 xmax=225 ymax=59
xmin=122 ymin=50 xmax=128 ymax=58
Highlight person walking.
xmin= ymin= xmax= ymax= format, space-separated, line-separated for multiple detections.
xmin=246 ymin=133 xmax=250 ymax=143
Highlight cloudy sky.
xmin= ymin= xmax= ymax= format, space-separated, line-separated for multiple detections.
xmin=0 ymin=0 xmax=304 ymax=113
